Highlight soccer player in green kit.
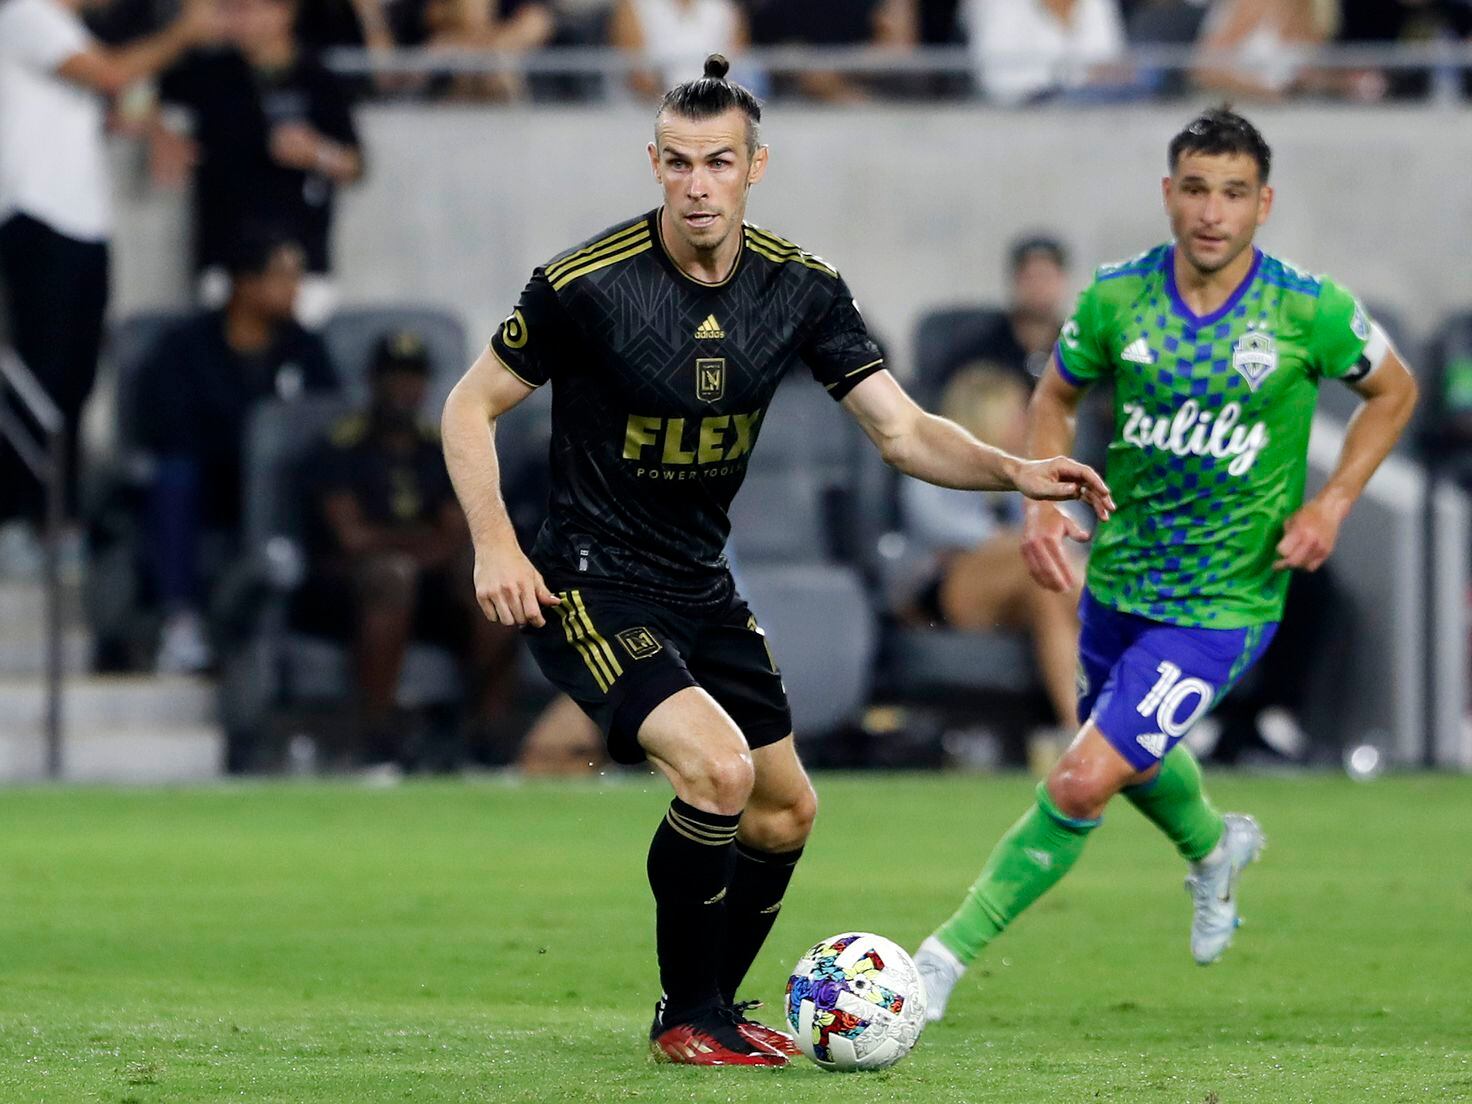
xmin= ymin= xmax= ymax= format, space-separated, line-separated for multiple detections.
xmin=914 ymin=107 xmax=1419 ymax=1021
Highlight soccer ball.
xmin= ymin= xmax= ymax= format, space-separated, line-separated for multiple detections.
xmin=785 ymin=931 xmax=928 ymax=1072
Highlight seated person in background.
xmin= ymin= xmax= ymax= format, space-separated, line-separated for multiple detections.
xmin=291 ymin=331 xmax=521 ymax=765
xmin=415 ymin=0 xmax=555 ymax=101
xmin=1189 ymin=0 xmax=1331 ymax=101
xmin=963 ymin=0 xmax=1126 ymax=105
xmin=746 ymin=0 xmax=917 ymax=102
xmin=898 ymin=364 xmax=1082 ymax=735
xmin=936 ymin=234 xmax=1072 ymax=394
xmin=137 ymin=232 xmax=337 ymax=673
xmin=610 ymin=0 xmax=747 ymax=99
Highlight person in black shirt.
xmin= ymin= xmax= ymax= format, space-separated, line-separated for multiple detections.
xmin=440 ymin=54 xmax=1112 ymax=1067
xmin=136 ymin=232 xmax=337 ymax=672
xmin=293 ymin=331 xmax=520 ymax=764
xmin=153 ymin=0 xmax=362 ymax=316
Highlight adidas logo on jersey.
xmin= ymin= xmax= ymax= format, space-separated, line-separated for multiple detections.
xmin=1120 ymin=338 xmax=1156 ymax=365
xmin=1136 ymin=731 xmax=1168 ymax=759
xmin=695 ymin=314 xmax=725 ymax=339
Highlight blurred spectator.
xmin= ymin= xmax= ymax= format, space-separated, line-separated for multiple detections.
xmin=151 ymin=0 xmax=363 ymax=325
xmin=610 ymin=0 xmax=747 ymax=98
xmin=934 ymin=235 xmax=1072 ymax=393
xmin=291 ymin=330 xmax=520 ymax=764
xmin=1189 ymin=0 xmax=1332 ymax=100
xmin=414 ymin=0 xmax=555 ymax=101
xmin=135 ymin=233 xmax=337 ymax=673
xmin=962 ymin=0 xmax=1126 ymax=105
xmin=0 ymin=0 xmax=215 ymax=572
xmin=746 ymin=0 xmax=917 ymax=102
xmin=898 ymin=366 xmax=1082 ymax=734
xmin=1338 ymin=0 xmax=1472 ymax=101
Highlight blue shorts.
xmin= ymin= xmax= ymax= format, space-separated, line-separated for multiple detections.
xmin=1076 ymin=590 xmax=1278 ymax=772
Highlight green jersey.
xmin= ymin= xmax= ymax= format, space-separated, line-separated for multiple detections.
xmin=1057 ymin=244 xmax=1383 ymax=628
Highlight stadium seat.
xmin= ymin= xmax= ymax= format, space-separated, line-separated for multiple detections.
xmin=739 ymin=562 xmax=876 ymax=738
xmin=910 ymin=305 xmax=1009 ymax=407
xmin=217 ymin=396 xmax=463 ymax=768
xmin=321 ymin=305 xmax=468 ymax=419
xmin=1424 ymin=310 xmax=1472 ymax=483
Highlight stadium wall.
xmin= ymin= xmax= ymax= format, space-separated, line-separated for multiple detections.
xmin=112 ymin=103 xmax=1472 ymax=372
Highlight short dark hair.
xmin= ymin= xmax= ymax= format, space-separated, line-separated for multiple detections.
xmin=1168 ymin=106 xmax=1271 ymax=183
xmin=657 ymin=53 xmax=762 ymax=154
xmin=224 ymin=226 xmax=303 ymax=277
xmin=1009 ymin=234 xmax=1069 ymax=274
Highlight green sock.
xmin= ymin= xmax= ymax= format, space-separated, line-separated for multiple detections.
xmin=1123 ymin=745 xmax=1224 ymax=863
xmin=934 ymin=782 xmax=1099 ymax=965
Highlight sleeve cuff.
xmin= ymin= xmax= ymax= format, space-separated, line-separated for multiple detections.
xmin=1053 ymin=342 xmax=1088 ymax=388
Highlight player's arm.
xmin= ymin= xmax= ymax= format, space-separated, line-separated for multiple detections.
xmin=441 ymin=346 xmax=558 ymax=627
xmin=841 ymin=369 xmax=1113 ymax=507
xmin=1275 ymin=344 xmax=1418 ymax=572
xmin=1019 ymin=358 xmax=1101 ymax=593
xmin=56 ymin=0 xmax=217 ymax=95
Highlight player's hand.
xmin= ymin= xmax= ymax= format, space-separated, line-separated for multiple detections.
xmin=1274 ymin=494 xmax=1349 ymax=572
xmin=1020 ymin=500 xmax=1089 ymax=593
xmin=1013 ymin=456 xmax=1115 ymax=521
xmin=473 ymin=544 xmax=560 ymax=627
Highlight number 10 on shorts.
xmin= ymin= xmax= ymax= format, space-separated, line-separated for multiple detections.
xmin=1136 ymin=661 xmax=1214 ymax=739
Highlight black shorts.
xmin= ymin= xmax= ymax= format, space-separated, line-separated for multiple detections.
xmin=523 ymin=579 xmax=793 ymax=765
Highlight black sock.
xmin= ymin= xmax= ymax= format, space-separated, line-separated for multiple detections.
xmin=647 ymin=797 xmax=741 ymax=1022
xmin=719 ymin=841 xmax=804 ymax=1004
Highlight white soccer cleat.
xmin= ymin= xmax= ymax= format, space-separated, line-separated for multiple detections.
xmin=913 ymin=936 xmax=966 ymax=1023
xmin=1186 ymin=812 xmax=1266 ymax=965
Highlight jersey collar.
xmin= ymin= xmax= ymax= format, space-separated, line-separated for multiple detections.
xmin=1164 ymin=245 xmax=1263 ymax=329
xmin=651 ymin=207 xmax=745 ymax=288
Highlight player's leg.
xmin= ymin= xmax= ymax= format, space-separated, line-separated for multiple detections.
xmin=1116 ymin=619 xmax=1278 ymax=963
xmin=638 ymin=688 xmax=787 ymax=1064
xmin=915 ymin=593 xmax=1142 ymax=1020
xmin=521 ymin=586 xmax=784 ymax=1065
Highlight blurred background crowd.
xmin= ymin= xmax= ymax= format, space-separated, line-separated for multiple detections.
xmin=1 ymin=0 xmax=1469 ymax=782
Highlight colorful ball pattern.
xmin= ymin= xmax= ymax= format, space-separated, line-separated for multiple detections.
xmin=785 ymin=931 xmax=928 ymax=1071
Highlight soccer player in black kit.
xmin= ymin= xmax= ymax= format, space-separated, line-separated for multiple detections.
xmin=442 ymin=55 xmax=1113 ymax=1067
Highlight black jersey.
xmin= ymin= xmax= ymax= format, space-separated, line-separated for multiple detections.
xmin=489 ymin=208 xmax=884 ymax=609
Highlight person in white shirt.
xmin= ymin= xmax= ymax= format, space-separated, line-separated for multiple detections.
xmin=964 ymin=0 xmax=1126 ymax=105
xmin=0 ymin=0 xmax=215 ymax=560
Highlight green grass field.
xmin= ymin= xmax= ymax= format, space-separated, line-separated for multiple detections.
xmin=2 ymin=773 xmax=1469 ymax=1103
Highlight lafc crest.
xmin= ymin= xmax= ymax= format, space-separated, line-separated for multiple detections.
xmin=616 ymin=626 xmax=662 ymax=659
xmin=696 ymin=358 xmax=725 ymax=403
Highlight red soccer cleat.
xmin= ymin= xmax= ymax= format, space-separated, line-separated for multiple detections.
xmin=649 ymin=1001 xmax=789 ymax=1067
xmin=729 ymin=999 xmax=801 ymax=1058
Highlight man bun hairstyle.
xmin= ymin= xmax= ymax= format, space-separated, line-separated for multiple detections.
xmin=1168 ymin=105 xmax=1272 ymax=182
xmin=657 ymin=53 xmax=762 ymax=154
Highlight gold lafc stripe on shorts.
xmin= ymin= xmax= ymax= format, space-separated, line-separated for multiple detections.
xmin=666 ymin=805 xmax=738 ymax=846
xmin=549 ymin=232 xmax=653 ymax=291
xmin=556 ymin=589 xmax=623 ymax=692
xmin=555 ymin=593 xmax=618 ymax=692
xmin=544 ymin=222 xmax=648 ymax=281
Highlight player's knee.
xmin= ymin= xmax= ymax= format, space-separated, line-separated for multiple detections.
xmin=1046 ymin=760 xmax=1115 ymax=821
xmin=682 ymin=750 xmax=755 ymax=815
xmin=744 ymin=783 xmax=818 ymax=852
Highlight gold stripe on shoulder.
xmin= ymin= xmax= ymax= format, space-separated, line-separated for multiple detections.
xmin=743 ymin=230 xmax=837 ymax=278
xmin=744 ymin=225 xmax=799 ymax=252
xmin=547 ymin=228 xmax=650 ymax=285
xmin=551 ymin=239 xmax=653 ymax=291
xmin=545 ymin=222 xmax=649 ymax=280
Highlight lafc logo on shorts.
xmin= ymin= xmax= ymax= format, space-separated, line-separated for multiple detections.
xmin=696 ymin=358 xmax=725 ymax=403
xmin=694 ymin=314 xmax=725 ymax=339
xmin=616 ymin=627 xmax=663 ymax=660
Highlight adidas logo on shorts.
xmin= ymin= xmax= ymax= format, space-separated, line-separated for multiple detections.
xmin=1136 ymin=731 xmax=1168 ymax=758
